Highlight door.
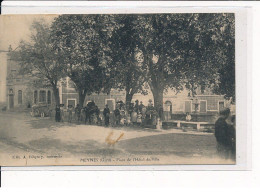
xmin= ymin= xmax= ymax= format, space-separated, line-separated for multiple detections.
xmin=164 ymin=101 xmax=172 ymax=121
xmin=68 ymin=99 xmax=76 ymax=108
xmin=106 ymin=99 xmax=115 ymax=111
xmin=184 ymin=101 xmax=191 ymax=113
xmin=200 ymin=101 xmax=207 ymax=113
xmin=9 ymin=94 xmax=14 ymax=109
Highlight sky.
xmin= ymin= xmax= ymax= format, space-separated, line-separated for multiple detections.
xmin=0 ymin=15 xmax=57 ymax=102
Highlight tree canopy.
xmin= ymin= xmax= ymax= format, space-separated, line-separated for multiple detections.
xmin=51 ymin=15 xmax=115 ymax=107
xmin=108 ymin=15 xmax=148 ymax=106
xmin=10 ymin=14 xmax=235 ymax=110
xmin=131 ymin=13 xmax=235 ymax=109
xmin=9 ymin=19 xmax=63 ymax=105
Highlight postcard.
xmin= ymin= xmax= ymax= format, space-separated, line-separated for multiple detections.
xmin=0 ymin=11 xmax=248 ymax=167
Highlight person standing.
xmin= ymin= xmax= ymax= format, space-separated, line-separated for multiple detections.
xmin=114 ymin=106 xmax=121 ymax=126
xmin=186 ymin=112 xmax=192 ymax=121
xmin=137 ymin=111 xmax=142 ymax=126
xmin=229 ymin=115 xmax=236 ymax=161
xmin=95 ymin=105 xmax=101 ymax=125
xmin=103 ymin=104 xmax=110 ymax=127
xmin=126 ymin=112 xmax=131 ymax=126
xmin=80 ymin=107 xmax=85 ymax=123
xmin=139 ymin=101 xmax=144 ymax=113
xmin=128 ymin=103 xmax=134 ymax=116
xmin=68 ymin=105 xmax=73 ymax=123
xmin=55 ymin=105 xmax=61 ymax=122
xmin=214 ymin=108 xmax=232 ymax=160
xmin=141 ymin=105 xmax=147 ymax=125
xmin=75 ymin=104 xmax=81 ymax=123
xmin=131 ymin=110 xmax=137 ymax=125
xmin=60 ymin=104 xmax=65 ymax=122
xmin=84 ymin=106 xmax=89 ymax=124
xmin=120 ymin=110 xmax=125 ymax=125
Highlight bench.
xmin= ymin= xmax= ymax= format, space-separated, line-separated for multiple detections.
xmin=163 ymin=120 xmax=214 ymax=131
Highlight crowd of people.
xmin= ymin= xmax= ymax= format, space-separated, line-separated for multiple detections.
xmin=54 ymin=99 xmax=163 ymax=128
xmin=54 ymin=99 xmax=236 ymax=161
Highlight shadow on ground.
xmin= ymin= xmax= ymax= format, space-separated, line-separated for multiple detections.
xmin=28 ymin=137 xmax=124 ymax=156
xmin=0 ymin=137 xmax=44 ymax=154
xmin=118 ymin=133 xmax=217 ymax=158
xmin=111 ymin=125 xmax=160 ymax=133
xmin=25 ymin=118 xmax=76 ymax=130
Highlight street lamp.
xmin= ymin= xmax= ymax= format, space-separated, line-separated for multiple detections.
xmin=193 ymin=97 xmax=200 ymax=122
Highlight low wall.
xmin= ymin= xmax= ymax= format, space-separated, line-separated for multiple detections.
xmin=171 ymin=113 xmax=218 ymax=123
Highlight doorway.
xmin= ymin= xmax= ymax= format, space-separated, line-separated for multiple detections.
xmin=164 ymin=101 xmax=172 ymax=121
xmin=67 ymin=99 xmax=76 ymax=108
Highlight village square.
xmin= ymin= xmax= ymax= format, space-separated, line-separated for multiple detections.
xmin=0 ymin=14 xmax=235 ymax=165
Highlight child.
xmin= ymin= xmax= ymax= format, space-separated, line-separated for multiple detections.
xmin=120 ymin=110 xmax=125 ymax=126
xmin=186 ymin=112 xmax=192 ymax=121
xmin=137 ymin=112 xmax=142 ymax=126
xmin=126 ymin=113 xmax=131 ymax=126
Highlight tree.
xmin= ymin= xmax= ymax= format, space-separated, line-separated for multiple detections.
xmin=51 ymin=15 xmax=114 ymax=107
xmin=10 ymin=19 xmax=63 ymax=106
xmin=134 ymin=13 xmax=235 ymax=111
xmin=108 ymin=15 xmax=148 ymax=107
xmin=211 ymin=14 xmax=235 ymax=102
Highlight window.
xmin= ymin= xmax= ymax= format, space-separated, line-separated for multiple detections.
xmin=164 ymin=101 xmax=172 ymax=113
xmin=9 ymin=89 xmax=14 ymax=94
xmin=47 ymin=91 xmax=51 ymax=104
xmin=39 ymin=90 xmax=46 ymax=103
xmin=200 ymin=101 xmax=207 ymax=113
xmin=105 ymin=99 xmax=115 ymax=111
xmin=184 ymin=101 xmax=192 ymax=113
xmin=18 ymin=90 xmax=22 ymax=104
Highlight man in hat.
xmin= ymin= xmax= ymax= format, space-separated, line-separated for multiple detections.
xmin=214 ymin=108 xmax=232 ymax=160
xmin=114 ymin=105 xmax=121 ymax=126
xmin=138 ymin=101 xmax=144 ymax=112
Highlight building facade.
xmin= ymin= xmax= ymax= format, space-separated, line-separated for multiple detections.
xmin=5 ymin=55 xmax=55 ymax=110
xmin=5 ymin=52 xmax=230 ymax=117
xmin=59 ymin=77 xmax=126 ymax=111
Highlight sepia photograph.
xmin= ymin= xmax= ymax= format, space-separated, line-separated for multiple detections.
xmin=0 ymin=13 xmax=236 ymax=166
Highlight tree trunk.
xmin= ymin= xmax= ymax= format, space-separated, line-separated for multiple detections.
xmin=52 ymin=86 xmax=60 ymax=106
xmin=78 ymin=91 xmax=86 ymax=108
xmin=152 ymin=87 xmax=164 ymax=112
xmin=125 ymin=92 xmax=134 ymax=110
